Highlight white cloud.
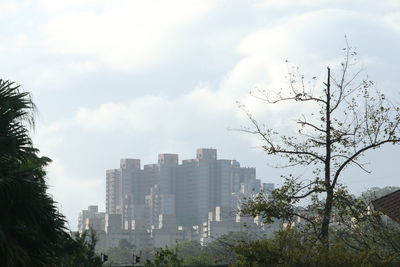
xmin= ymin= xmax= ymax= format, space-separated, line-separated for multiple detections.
xmin=0 ymin=0 xmax=21 ymax=14
xmin=39 ymin=0 xmax=109 ymax=12
xmin=253 ymin=0 xmax=329 ymax=8
xmin=31 ymin=1 xmax=400 ymax=229
xmin=42 ymin=0 xmax=219 ymax=72
xmin=34 ymin=121 xmax=68 ymax=150
xmin=75 ymin=84 xmax=237 ymax=135
xmin=254 ymin=0 xmax=400 ymax=11
xmin=71 ymin=6 xmax=400 ymax=155
xmin=76 ymin=96 xmax=168 ymax=133
xmin=222 ymin=7 xmax=400 ymax=113
xmin=383 ymin=12 xmax=400 ymax=32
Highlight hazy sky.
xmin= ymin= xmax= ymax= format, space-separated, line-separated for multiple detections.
xmin=2 ymin=0 xmax=400 ymax=230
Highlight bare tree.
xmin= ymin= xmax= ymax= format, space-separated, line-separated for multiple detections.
xmin=239 ymin=42 xmax=400 ymax=244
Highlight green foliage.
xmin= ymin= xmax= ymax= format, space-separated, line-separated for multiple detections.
xmin=0 ymin=79 xmax=103 ymax=266
xmin=233 ymin=229 xmax=397 ymax=267
xmin=0 ymin=80 xmax=36 ymax=163
xmin=55 ymin=229 xmax=103 ymax=267
xmin=233 ymin=230 xmax=298 ymax=267
xmin=182 ymin=254 xmax=215 ymax=266
xmin=145 ymin=234 xmax=251 ymax=266
xmin=137 ymin=218 xmax=400 ymax=267
xmin=241 ymin=182 xmax=297 ymax=224
xmin=0 ymin=80 xmax=69 ymax=266
xmin=203 ymin=231 xmax=258 ymax=264
xmin=230 ymin=186 xmax=399 ymax=266
xmin=332 ymin=200 xmax=400 ymax=264
xmin=144 ymin=247 xmax=183 ymax=267
xmin=141 ymin=224 xmax=399 ymax=266
xmin=101 ymin=239 xmax=134 ymax=265
xmin=175 ymin=240 xmax=203 ymax=259
xmin=148 ymin=240 xmax=216 ymax=266
xmin=235 ymin=187 xmax=400 ymax=266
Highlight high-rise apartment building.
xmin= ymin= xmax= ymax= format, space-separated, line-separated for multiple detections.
xmin=82 ymin=148 xmax=277 ymax=251
xmin=106 ymin=169 xmax=120 ymax=214
xmin=106 ymin=148 xmax=261 ymax=230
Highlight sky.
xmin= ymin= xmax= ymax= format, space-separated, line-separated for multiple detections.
xmin=2 ymin=0 xmax=400 ymax=230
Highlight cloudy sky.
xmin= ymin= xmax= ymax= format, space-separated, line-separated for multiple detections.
xmin=3 ymin=0 xmax=400 ymax=229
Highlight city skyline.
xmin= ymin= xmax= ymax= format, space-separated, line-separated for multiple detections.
xmin=79 ymin=148 xmax=275 ymax=250
xmin=2 ymin=1 xmax=400 ymax=265
xmin=0 ymin=0 xmax=399 ymax=230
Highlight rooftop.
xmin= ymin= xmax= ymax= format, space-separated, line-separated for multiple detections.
xmin=372 ymin=189 xmax=400 ymax=223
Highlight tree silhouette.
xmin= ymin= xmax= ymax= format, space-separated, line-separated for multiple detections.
xmin=239 ymin=41 xmax=400 ymax=244
xmin=0 ymin=80 xmax=102 ymax=266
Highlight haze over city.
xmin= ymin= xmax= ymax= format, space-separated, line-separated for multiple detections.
xmin=1 ymin=0 xmax=400 ymax=231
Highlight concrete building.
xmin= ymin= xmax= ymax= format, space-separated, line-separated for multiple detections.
xmin=106 ymin=169 xmax=121 ymax=214
xmin=106 ymin=148 xmax=262 ymax=229
xmin=78 ymin=205 xmax=107 ymax=248
xmin=199 ymin=206 xmax=268 ymax=244
xmin=78 ymin=205 xmax=106 ymax=234
xmin=83 ymin=148 xmax=274 ymax=251
xmin=152 ymin=214 xmax=184 ymax=248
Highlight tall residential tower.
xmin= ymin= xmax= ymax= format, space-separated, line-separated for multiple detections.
xmin=106 ymin=148 xmax=261 ymax=229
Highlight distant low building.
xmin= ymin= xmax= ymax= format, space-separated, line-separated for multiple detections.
xmin=78 ymin=205 xmax=106 ymax=248
xmin=199 ymin=205 xmax=277 ymax=245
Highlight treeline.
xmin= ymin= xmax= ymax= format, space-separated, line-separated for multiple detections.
xmin=103 ymin=187 xmax=400 ymax=266
xmin=105 ymin=225 xmax=400 ymax=266
xmin=102 ymin=231 xmax=252 ymax=266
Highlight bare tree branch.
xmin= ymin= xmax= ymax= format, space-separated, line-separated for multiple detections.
xmin=331 ymin=139 xmax=400 ymax=189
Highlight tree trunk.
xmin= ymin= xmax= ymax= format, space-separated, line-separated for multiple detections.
xmin=320 ymin=189 xmax=333 ymax=242
xmin=320 ymin=67 xmax=332 ymax=244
